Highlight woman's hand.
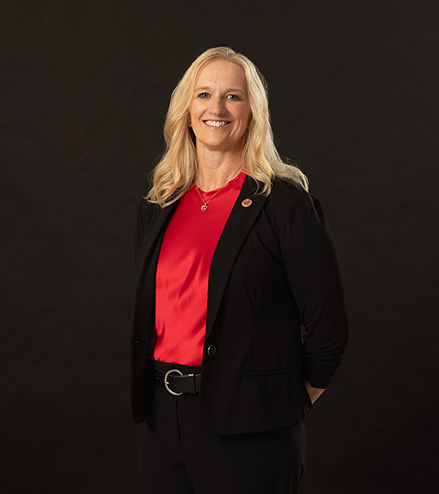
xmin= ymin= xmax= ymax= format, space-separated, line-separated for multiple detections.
xmin=304 ymin=381 xmax=325 ymax=404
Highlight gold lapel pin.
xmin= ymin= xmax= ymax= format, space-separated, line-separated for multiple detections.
xmin=241 ymin=198 xmax=252 ymax=208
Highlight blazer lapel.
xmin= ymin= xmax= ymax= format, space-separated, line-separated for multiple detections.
xmin=206 ymin=176 xmax=268 ymax=338
xmin=133 ymin=201 xmax=179 ymax=295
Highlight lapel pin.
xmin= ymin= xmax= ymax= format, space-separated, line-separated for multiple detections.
xmin=241 ymin=198 xmax=252 ymax=208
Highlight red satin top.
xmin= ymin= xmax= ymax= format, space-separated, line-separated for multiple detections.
xmin=153 ymin=172 xmax=246 ymax=365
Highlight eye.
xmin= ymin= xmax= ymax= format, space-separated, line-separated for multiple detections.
xmin=226 ymin=94 xmax=240 ymax=101
xmin=197 ymin=92 xmax=210 ymax=99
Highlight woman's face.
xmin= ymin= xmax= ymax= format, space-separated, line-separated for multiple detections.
xmin=189 ymin=60 xmax=251 ymax=154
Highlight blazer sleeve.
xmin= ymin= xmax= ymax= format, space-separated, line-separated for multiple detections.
xmin=275 ymin=190 xmax=349 ymax=388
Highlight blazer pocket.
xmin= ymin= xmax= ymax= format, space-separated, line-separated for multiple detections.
xmin=242 ymin=367 xmax=294 ymax=378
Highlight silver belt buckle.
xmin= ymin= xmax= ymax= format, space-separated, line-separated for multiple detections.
xmin=164 ymin=369 xmax=183 ymax=396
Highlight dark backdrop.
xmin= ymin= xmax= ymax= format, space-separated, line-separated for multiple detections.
xmin=1 ymin=1 xmax=438 ymax=493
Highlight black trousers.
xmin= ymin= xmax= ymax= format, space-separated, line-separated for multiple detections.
xmin=137 ymin=361 xmax=307 ymax=494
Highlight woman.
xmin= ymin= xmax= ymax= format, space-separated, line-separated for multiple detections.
xmin=132 ymin=46 xmax=348 ymax=494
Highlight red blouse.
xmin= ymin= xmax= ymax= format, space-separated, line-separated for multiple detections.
xmin=153 ymin=172 xmax=246 ymax=365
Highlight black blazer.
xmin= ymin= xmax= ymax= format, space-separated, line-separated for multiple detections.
xmin=131 ymin=176 xmax=348 ymax=434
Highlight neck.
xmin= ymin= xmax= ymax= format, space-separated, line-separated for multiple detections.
xmin=195 ymin=148 xmax=243 ymax=191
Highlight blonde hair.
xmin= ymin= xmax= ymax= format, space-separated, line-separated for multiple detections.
xmin=147 ymin=46 xmax=308 ymax=207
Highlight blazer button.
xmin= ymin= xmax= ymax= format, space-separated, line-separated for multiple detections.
xmin=207 ymin=345 xmax=217 ymax=357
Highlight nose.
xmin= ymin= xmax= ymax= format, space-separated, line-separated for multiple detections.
xmin=209 ymin=95 xmax=226 ymax=115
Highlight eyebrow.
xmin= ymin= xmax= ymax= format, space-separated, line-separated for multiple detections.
xmin=195 ymin=86 xmax=245 ymax=94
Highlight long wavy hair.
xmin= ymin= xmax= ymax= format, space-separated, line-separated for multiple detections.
xmin=147 ymin=46 xmax=308 ymax=207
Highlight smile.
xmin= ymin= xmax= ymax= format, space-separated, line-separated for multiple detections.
xmin=203 ymin=120 xmax=231 ymax=127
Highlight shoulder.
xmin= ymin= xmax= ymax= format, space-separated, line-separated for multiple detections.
xmin=265 ymin=179 xmax=326 ymax=232
xmin=270 ymin=178 xmax=306 ymax=200
xmin=137 ymin=197 xmax=163 ymax=229
xmin=267 ymin=178 xmax=317 ymax=212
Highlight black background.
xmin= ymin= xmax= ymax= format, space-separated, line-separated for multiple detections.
xmin=1 ymin=1 xmax=438 ymax=492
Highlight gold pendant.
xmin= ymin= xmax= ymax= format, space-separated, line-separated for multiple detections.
xmin=201 ymin=204 xmax=207 ymax=212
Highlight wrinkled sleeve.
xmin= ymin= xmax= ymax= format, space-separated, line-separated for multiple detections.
xmin=277 ymin=191 xmax=349 ymax=388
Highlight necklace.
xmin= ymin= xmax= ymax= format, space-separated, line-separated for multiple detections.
xmin=194 ymin=169 xmax=242 ymax=212
xmin=196 ymin=186 xmax=222 ymax=212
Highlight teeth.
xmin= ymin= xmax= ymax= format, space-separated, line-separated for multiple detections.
xmin=205 ymin=120 xmax=228 ymax=127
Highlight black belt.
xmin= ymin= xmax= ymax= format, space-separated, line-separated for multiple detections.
xmin=153 ymin=366 xmax=202 ymax=396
